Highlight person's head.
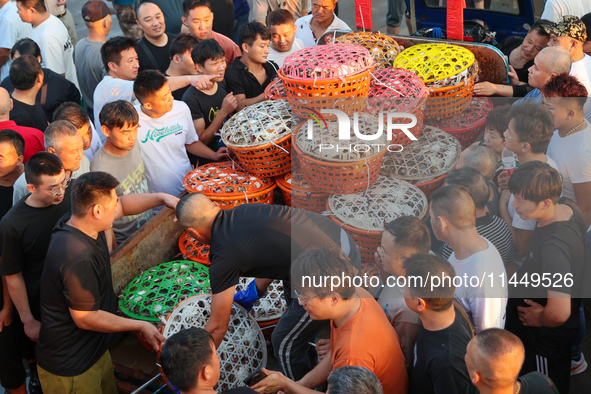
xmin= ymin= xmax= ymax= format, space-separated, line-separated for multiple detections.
xmin=311 ymin=0 xmax=338 ymax=24
xmin=136 ymin=2 xmax=165 ymax=40
xmin=24 ymin=152 xmax=66 ymax=206
xmin=133 ymin=70 xmax=173 ymax=117
xmin=44 ymin=120 xmax=84 ymax=172
xmin=53 ymin=102 xmax=93 ymax=151
xmin=9 ymin=55 xmax=43 ymax=91
xmin=101 ymin=36 xmax=139 ymax=80
xmin=503 ymin=102 xmax=554 ymax=155
xmin=582 ymin=13 xmax=591 ymax=55
xmin=456 ymin=145 xmax=498 ymax=182
xmin=0 ymin=129 xmax=24 ymax=178
xmin=182 ymin=0 xmax=213 ymax=41
xmin=0 ymin=87 xmax=12 ymax=121
xmin=169 ymin=34 xmax=198 ymax=76
xmin=543 ymin=15 xmax=587 ymax=56
xmin=326 ymin=366 xmax=383 ymax=394
xmin=99 ymin=100 xmax=139 ymax=151
xmin=379 ymin=216 xmax=430 ymax=277
xmin=81 ymin=0 xmax=115 ymax=34
xmin=444 ymin=168 xmax=490 ymax=212
xmin=160 ymin=328 xmax=220 ymax=392
xmin=176 ymin=193 xmax=220 ymax=244
xmin=15 ymin=0 xmax=46 ymax=24
xmin=10 ymin=38 xmax=41 ymax=63
xmin=238 ymin=22 xmax=271 ymax=64
xmin=482 ymin=105 xmax=510 ymax=156
xmin=527 ymin=46 xmax=571 ymax=89
xmin=192 ymin=39 xmax=225 ymax=82
xmin=508 ymin=161 xmax=562 ymax=221
xmin=404 ymin=253 xmax=456 ymax=313
xmin=70 ymin=172 xmax=119 ymax=231
xmin=267 ymin=9 xmax=297 ymax=53
xmin=291 ymin=247 xmax=358 ymax=321
xmin=542 ymin=73 xmax=588 ymax=130
xmin=465 ymin=329 xmax=524 ymax=391
xmin=519 ymin=19 xmax=551 ymax=61
xmin=429 ymin=185 xmax=476 ymax=242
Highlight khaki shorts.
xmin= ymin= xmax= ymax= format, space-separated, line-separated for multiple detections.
xmin=38 ymin=351 xmax=118 ymax=394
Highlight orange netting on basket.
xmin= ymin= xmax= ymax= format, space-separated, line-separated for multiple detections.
xmin=275 ymin=171 xmax=329 ymax=213
xmin=335 ymin=31 xmax=401 ymax=68
xmin=178 ymin=231 xmax=211 ymax=266
xmin=264 ymin=78 xmax=287 ymax=100
xmin=183 ymin=162 xmax=276 ymax=209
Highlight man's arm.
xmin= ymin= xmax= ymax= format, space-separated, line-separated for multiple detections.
xmin=573 ymin=182 xmax=591 ymax=229
xmin=205 ymin=287 xmax=234 ymax=347
xmin=166 ymin=75 xmax=219 ymax=92
xmin=394 ymin=321 xmax=420 ymax=372
xmin=185 ymin=140 xmax=228 ymax=162
xmin=5 ymin=273 xmax=40 ymax=340
xmin=235 ymin=93 xmax=265 ymax=111
xmin=0 ymin=276 xmax=13 ymax=332
xmin=297 ymin=351 xmax=332 ymax=389
xmin=0 ymin=48 xmax=10 ymax=68
xmin=498 ymin=190 xmax=532 ymax=258
xmin=473 ymin=82 xmax=514 ymax=97
xmin=116 ymin=192 xmax=179 ymax=220
xmin=517 ymin=292 xmax=571 ymax=327
xmin=251 ymin=355 xmax=332 ymax=394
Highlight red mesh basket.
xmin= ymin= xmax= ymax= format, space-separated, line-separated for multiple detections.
xmin=264 ymin=78 xmax=287 ymax=100
xmin=275 ymin=171 xmax=329 ymax=213
xmin=183 ymin=162 xmax=276 ymax=209
xmin=329 ymin=214 xmax=382 ymax=265
xmin=426 ymin=97 xmax=493 ymax=149
xmin=178 ymin=231 xmax=211 ymax=266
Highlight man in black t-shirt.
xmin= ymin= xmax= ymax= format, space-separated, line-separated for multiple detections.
xmin=505 ymin=161 xmax=586 ymax=394
xmin=404 ymin=254 xmax=476 ymax=394
xmin=176 ymin=193 xmax=361 ymax=381
xmin=165 ymin=34 xmax=200 ymax=100
xmin=36 ymin=171 xmax=178 ymax=392
xmin=8 ymin=55 xmax=48 ymax=132
xmin=225 ymin=22 xmax=278 ymax=111
xmin=464 ymin=328 xmax=559 ymax=394
xmin=136 ymin=2 xmax=177 ymax=73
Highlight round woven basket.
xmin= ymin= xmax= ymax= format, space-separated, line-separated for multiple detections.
xmin=327 ymin=176 xmax=428 ymax=264
xmin=278 ymin=44 xmax=374 ymax=118
xmin=264 ymin=78 xmax=287 ymax=100
xmin=367 ymin=67 xmax=429 ymax=146
xmin=426 ymin=97 xmax=493 ymax=149
xmin=393 ymin=43 xmax=478 ymax=119
xmin=275 ymin=171 xmax=329 ymax=213
xmin=334 ymin=31 xmax=401 ymax=68
xmin=235 ymin=278 xmax=287 ymax=323
xmin=293 ymin=114 xmax=388 ymax=194
xmin=183 ymin=162 xmax=276 ymax=209
xmin=221 ymin=100 xmax=294 ymax=177
xmin=178 ymin=231 xmax=211 ymax=266
xmin=381 ymin=125 xmax=461 ymax=198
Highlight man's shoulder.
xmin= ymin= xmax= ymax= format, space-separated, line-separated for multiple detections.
xmin=295 ymin=14 xmax=313 ymax=25
xmin=212 ymin=30 xmax=239 ymax=48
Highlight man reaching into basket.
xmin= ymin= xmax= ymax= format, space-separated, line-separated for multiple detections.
xmin=175 ymin=193 xmax=361 ymax=382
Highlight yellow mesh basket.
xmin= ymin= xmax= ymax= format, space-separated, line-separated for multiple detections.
xmin=335 ymin=31 xmax=401 ymax=68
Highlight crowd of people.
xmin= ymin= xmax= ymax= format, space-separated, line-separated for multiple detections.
xmin=0 ymin=0 xmax=589 ymax=393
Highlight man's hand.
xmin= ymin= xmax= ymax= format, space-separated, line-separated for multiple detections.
xmin=213 ymin=147 xmax=229 ymax=161
xmin=191 ymin=75 xmax=220 ymax=90
xmin=508 ymin=66 xmax=520 ymax=86
xmin=497 ymin=170 xmax=510 ymax=191
xmin=23 ymin=317 xmax=41 ymax=341
xmin=474 ymin=82 xmax=498 ymax=96
xmin=517 ymin=299 xmax=544 ymax=327
xmin=0 ymin=306 xmax=12 ymax=332
xmin=220 ymin=92 xmax=238 ymax=116
xmin=162 ymin=194 xmax=180 ymax=211
xmin=138 ymin=321 xmax=165 ymax=351
xmin=251 ymin=368 xmax=289 ymax=393
xmin=316 ymin=338 xmax=330 ymax=360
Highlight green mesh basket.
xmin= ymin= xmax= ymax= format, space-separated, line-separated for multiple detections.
xmin=119 ymin=260 xmax=211 ymax=322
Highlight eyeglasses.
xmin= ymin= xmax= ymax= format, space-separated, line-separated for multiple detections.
xmin=294 ymin=290 xmax=319 ymax=305
xmin=50 ymin=177 xmax=72 ymax=196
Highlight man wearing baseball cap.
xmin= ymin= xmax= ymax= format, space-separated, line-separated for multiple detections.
xmin=74 ymin=0 xmax=116 ymax=122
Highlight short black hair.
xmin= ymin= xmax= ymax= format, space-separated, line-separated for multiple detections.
xmin=508 ymin=102 xmax=554 ymax=154
xmin=133 ymin=70 xmax=167 ymax=104
xmin=239 ymin=22 xmax=271 ymax=48
xmin=169 ymin=34 xmax=198 ymax=61
xmin=430 ymin=185 xmax=476 ymax=229
xmin=99 ymin=100 xmax=139 ymax=130
xmin=444 ymin=167 xmax=490 ymax=211
xmin=160 ymin=328 xmax=214 ymax=392
xmin=529 ymin=19 xmax=552 ymax=37
xmin=267 ymin=9 xmax=295 ymax=27
xmin=71 ymin=171 xmax=119 ymax=218
xmin=16 ymin=0 xmax=46 ymax=12
xmin=101 ymin=36 xmax=137 ymax=72
xmin=383 ymin=216 xmax=430 ymax=253
xmin=0 ymin=129 xmax=25 ymax=157
xmin=191 ymin=39 xmax=225 ymax=66
xmin=404 ymin=253 xmax=456 ymax=311
xmin=183 ymin=0 xmax=210 ymax=16
xmin=508 ymin=160 xmax=562 ymax=204
xmin=9 ymin=55 xmax=43 ymax=90
xmin=53 ymin=102 xmax=90 ymax=129
xmin=10 ymin=38 xmax=41 ymax=61
xmin=582 ymin=13 xmax=591 ymax=42
xmin=24 ymin=152 xmax=63 ymax=186
xmin=485 ymin=105 xmax=510 ymax=136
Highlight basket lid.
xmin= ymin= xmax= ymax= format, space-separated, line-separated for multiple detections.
xmin=280 ymin=43 xmax=374 ymax=79
xmin=221 ymin=100 xmax=294 ymax=148
xmin=235 ymin=278 xmax=287 ymax=321
xmin=434 ymin=97 xmax=493 ymax=130
xmin=118 ymin=260 xmax=210 ymax=322
xmin=294 ymin=113 xmax=387 ymax=162
xmin=264 ymin=78 xmax=287 ymax=100
xmin=178 ymin=231 xmax=211 ymax=265
xmin=183 ymin=162 xmax=275 ymax=195
xmin=161 ymin=294 xmax=267 ymax=391
xmin=381 ymin=125 xmax=461 ymax=182
xmin=334 ymin=32 xmax=400 ymax=68
xmin=368 ymin=67 xmax=428 ymax=112
xmin=393 ymin=43 xmax=475 ymax=83
xmin=277 ymin=169 xmax=326 ymax=193
xmin=328 ymin=175 xmax=428 ymax=231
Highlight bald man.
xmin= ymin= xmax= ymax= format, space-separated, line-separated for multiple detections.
xmin=465 ymin=328 xmax=559 ymax=394
xmin=135 ymin=2 xmax=177 ymax=73
xmin=456 ymin=145 xmax=500 ymax=216
xmin=430 ymin=185 xmax=507 ymax=333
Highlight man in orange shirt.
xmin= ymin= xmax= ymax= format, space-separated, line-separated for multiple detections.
xmin=251 ymin=247 xmax=408 ymax=394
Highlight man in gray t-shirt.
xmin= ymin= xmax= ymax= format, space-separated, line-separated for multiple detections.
xmin=90 ymin=100 xmax=152 ymax=244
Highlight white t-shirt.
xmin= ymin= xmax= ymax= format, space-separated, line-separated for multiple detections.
xmin=268 ymin=38 xmax=305 ymax=67
xmin=540 ymin=0 xmax=591 ymax=22
xmin=294 ymin=14 xmax=351 ymax=48
xmin=93 ymin=75 xmax=137 ymax=140
xmin=0 ymin=1 xmax=32 ymax=81
xmin=570 ymin=55 xmax=591 ymax=97
xmin=84 ymin=121 xmax=104 ymax=162
xmin=448 ymin=239 xmax=508 ymax=333
xmin=30 ymin=14 xmax=78 ymax=88
xmin=135 ymin=100 xmax=198 ymax=197
xmin=507 ymin=156 xmax=559 ymax=231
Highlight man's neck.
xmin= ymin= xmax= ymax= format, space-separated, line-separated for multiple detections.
xmin=419 ymin=307 xmax=456 ymax=331
xmin=476 ymin=382 xmax=520 ymax=394
xmin=558 ymin=117 xmax=586 ymax=137
xmin=11 ymin=88 xmax=39 ymax=106
xmin=0 ymin=1 xmax=9 ymax=10
xmin=165 ymin=64 xmax=183 ymax=77
xmin=140 ymin=105 xmax=166 ymax=119
xmin=32 ymin=12 xmax=50 ymax=28
xmin=199 ymin=78 xmax=218 ymax=94
xmin=66 ymin=216 xmax=99 ymax=239
xmin=447 ymin=228 xmax=488 ymax=260
xmin=332 ymin=295 xmax=361 ymax=328
xmin=146 ymin=33 xmax=168 ymax=47
xmin=240 ymin=56 xmax=264 ymax=72
xmin=107 ymin=71 xmax=130 ymax=81
xmin=0 ymin=164 xmax=24 ymax=187
xmin=86 ymin=29 xmax=108 ymax=43
xmin=311 ymin=14 xmax=335 ymax=30
xmin=536 ymin=203 xmax=572 ymax=227
xmin=515 ymin=151 xmax=547 ymax=165
xmin=189 ymin=383 xmax=217 ymax=394
xmin=572 ymin=48 xmax=586 ymax=63
xmin=104 ymin=139 xmax=132 ymax=157
xmin=475 ymin=208 xmax=488 ymax=219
